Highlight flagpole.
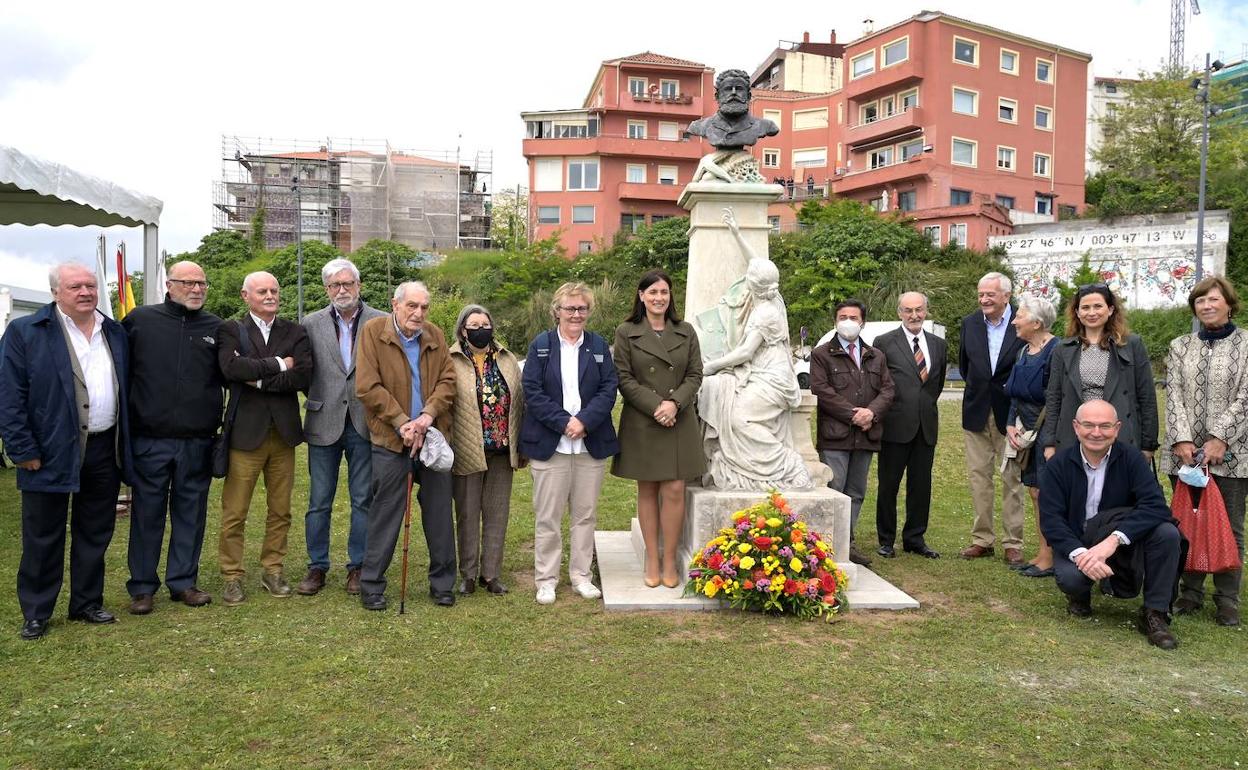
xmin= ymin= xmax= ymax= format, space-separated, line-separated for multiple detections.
xmin=95 ymin=235 xmax=114 ymax=320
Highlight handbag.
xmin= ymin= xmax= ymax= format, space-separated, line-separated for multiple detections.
xmin=1171 ymin=471 xmax=1242 ymax=574
xmin=211 ymin=320 xmax=250 ymax=479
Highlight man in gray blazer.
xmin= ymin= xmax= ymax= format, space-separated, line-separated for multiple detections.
xmin=874 ymin=292 xmax=947 ymax=559
xmin=297 ymin=258 xmax=386 ymax=596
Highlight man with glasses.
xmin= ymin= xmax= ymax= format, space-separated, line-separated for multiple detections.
xmin=295 ymin=259 xmax=385 ymax=597
xmin=122 ymin=261 xmax=224 ymax=615
xmin=1039 ymin=400 xmax=1182 ymax=649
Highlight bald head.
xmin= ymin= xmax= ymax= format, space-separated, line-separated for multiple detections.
xmin=1073 ymin=399 xmax=1121 ymax=458
xmin=240 ymin=271 xmax=280 ymax=321
xmin=166 ymin=260 xmax=207 ymax=310
xmin=1075 ymin=400 xmax=1118 ymax=423
xmin=897 ymin=291 xmax=929 ymax=334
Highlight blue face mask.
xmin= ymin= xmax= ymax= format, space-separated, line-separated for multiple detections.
xmin=1178 ymin=463 xmax=1209 ymax=488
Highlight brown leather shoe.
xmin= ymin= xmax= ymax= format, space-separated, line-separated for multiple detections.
xmin=960 ymin=544 xmax=995 ymax=559
xmin=1003 ymin=548 xmax=1026 ymax=568
xmin=1215 ymin=603 xmax=1240 ymax=627
xmin=172 ymin=587 xmax=212 ymax=607
xmin=129 ymin=594 xmax=154 ymax=615
xmin=345 ymin=568 xmax=362 ymax=596
xmin=296 ymin=568 xmax=327 ymax=596
xmin=1139 ymin=608 xmax=1178 ymax=649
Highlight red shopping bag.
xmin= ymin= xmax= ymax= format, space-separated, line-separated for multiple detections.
xmin=1171 ymin=474 xmax=1243 ymax=574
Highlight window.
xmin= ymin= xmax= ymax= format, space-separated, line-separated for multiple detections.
xmin=1034 ymin=153 xmax=1051 ymax=177
xmin=660 ymin=79 xmax=678 ymax=98
xmin=537 ymin=206 xmax=560 ymax=224
xmin=900 ymin=139 xmax=924 ymax=160
xmin=851 ymin=51 xmax=875 ymax=78
xmin=996 ymin=194 xmax=1016 ymax=209
xmin=951 ymin=138 xmax=977 ymax=167
xmin=950 ymin=223 xmax=967 ymax=245
xmin=408 ymin=206 xmax=423 ymax=219
xmin=1059 ymin=204 xmax=1078 ymax=219
xmin=897 ymin=190 xmax=917 ymax=211
xmin=1000 ymin=48 xmax=1019 ymax=75
xmin=572 ymin=205 xmax=595 ymax=224
xmin=658 ymin=122 xmax=679 ymax=141
xmin=629 ymin=77 xmax=647 ymax=97
xmin=1036 ymin=195 xmax=1054 ymax=215
xmin=1035 ymin=106 xmax=1053 ymax=130
xmin=793 ymin=108 xmax=829 ymax=130
xmin=567 ymin=159 xmax=599 ymax=190
xmin=626 ymin=164 xmax=646 ymax=184
xmin=1105 ymin=83 xmax=1118 ymax=94
xmin=998 ymin=97 xmax=1017 ymax=123
xmin=768 ymin=215 xmax=781 ymax=233
xmin=922 ymin=225 xmax=940 ymax=245
xmin=953 ymin=36 xmax=978 ymax=65
xmin=621 ymin=214 xmax=645 ymax=233
xmin=883 ymin=37 xmax=909 ymax=67
xmin=534 ymin=158 xmax=562 ymax=191
xmin=657 ymin=165 xmax=678 ymax=185
xmin=996 ymin=146 xmax=1016 ymax=171
xmin=762 ymin=149 xmax=780 ymax=168
xmin=869 ymin=148 xmax=893 ymax=169
xmin=881 ymin=95 xmax=896 ymax=118
xmin=950 ymin=188 xmax=972 ymax=205
xmin=651 ymin=215 xmax=671 ymax=224
xmin=792 ymin=147 xmax=827 ymax=167
xmin=554 ymin=122 xmax=592 ymax=138
xmin=900 ymin=89 xmax=919 ymax=111
xmin=952 ymin=87 xmax=978 ymax=115
xmin=860 ymin=103 xmax=879 ymax=124
xmin=1036 ymin=58 xmax=1053 ymax=83
xmin=578 ymin=241 xmax=593 ymax=254
xmin=627 ymin=120 xmax=647 ymax=140
xmin=870 ymin=196 xmax=887 ymax=212
xmin=763 ymin=109 xmax=782 ymax=129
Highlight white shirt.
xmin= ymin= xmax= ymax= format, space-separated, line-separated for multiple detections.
xmin=1068 ymin=444 xmax=1130 ymax=560
xmin=556 ymin=331 xmax=586 ymax=455
xmin=908 ymin=330 xmax=931 ymax=372
xmin=58 ymin=307 xmax=116 ymax=432
xmin=247 ymin=312 xmax=287 ymax=387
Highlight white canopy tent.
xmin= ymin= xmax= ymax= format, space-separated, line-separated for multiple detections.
xmin=0 ymin=144 xmax=164 ymax=305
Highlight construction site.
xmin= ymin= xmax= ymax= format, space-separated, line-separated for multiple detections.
xmin=213 ymin=136 xmax=492 ymax=254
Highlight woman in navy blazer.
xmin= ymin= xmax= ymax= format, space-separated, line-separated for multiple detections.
xmin=520 ymin=282 xmax=619 ymax=606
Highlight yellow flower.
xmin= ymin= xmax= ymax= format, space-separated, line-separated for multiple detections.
xmin=738 ymin=543 xmax=752 ymax=554
xmin=704 ymin=581 xmax=719 ymax=598
xmin=793 ymin=542 xmax=807 ymax=554
xmin=789 ymin=557 xmax=804 ymax=573
xmin=816 ymin=540 xmax=828 ymax=551
xmin=732 ymin=511 xmax=747 ymax=522
xmin=739 ymin=556 xmax=755 ymax=570
xmin=766 ymin=517 xmax=782 ymax=528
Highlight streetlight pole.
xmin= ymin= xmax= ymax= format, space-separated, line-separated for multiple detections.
xmin=294 ymin=174 xmax=304 ymax=321
xmin=1190 ymin=54 xmax=1224 ymax=331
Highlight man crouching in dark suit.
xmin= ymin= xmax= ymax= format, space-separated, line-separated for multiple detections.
xmin=874 ymin=292 xmax=946 ymax=559
xmin=216 ymin=271 xmax=312 ymax=605
xmin=1039 ymin=399 xmax=1182 ymax=649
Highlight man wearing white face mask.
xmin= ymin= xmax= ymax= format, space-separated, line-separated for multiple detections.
xmin=810 ymin=299 xmax=894 ymax=566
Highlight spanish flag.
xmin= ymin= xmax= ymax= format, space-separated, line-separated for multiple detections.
xmin=116 ymin=243 xmax=137 ymax=320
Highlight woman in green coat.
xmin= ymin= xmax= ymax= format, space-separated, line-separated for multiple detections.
xmin=613 ymin=270 xmax=706 ymax=588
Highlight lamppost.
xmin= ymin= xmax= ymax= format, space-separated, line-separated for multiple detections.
xmin=1191 ymin=54 xmax=1225 ymax=284
xmin=293 ymin=173 xmax=304 ymax=321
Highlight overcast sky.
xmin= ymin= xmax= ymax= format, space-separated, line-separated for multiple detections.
xmin=3 ymin=0 xmax=1246 ymax=291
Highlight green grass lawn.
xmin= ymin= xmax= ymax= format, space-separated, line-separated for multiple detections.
xmin=0 ymin=399 xmax=1244 ymax=769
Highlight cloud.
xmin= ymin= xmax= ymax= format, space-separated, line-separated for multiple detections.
xmin=0 ymin=249 xmax=57 ymax=291
xmin=0 ymin=23 xmax=86 ymax=98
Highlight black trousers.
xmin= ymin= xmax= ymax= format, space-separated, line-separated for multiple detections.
xmin=875 ymin=437 xmax=936 ymax=548
xmin=361 ymin=445 xmax=456 ymax=598
xmin=126 ymin=436 xmax=214 ymax=597
xmin=1054 ymin=521 xmax=1182 ymax=612
xmin=18 ymin=430 xmax=121 ymax=621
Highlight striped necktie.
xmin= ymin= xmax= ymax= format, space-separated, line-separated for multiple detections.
xmin=913 ymin=335 xmax=928 ymax=382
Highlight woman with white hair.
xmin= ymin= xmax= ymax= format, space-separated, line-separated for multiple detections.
xmin=1004 ymin=294 xmax=1058 ymax=577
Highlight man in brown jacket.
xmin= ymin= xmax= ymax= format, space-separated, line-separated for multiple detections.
xmin=810 ymin=299 xmax=895 ymax=566
xmin=355 ymin=281 xmax=457 ymax=609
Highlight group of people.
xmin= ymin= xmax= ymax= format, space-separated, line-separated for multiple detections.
xmin=809 ymin=271 xmax=1244 ymax=649
xmin=0 ymin=258 xmax=712 ymax=639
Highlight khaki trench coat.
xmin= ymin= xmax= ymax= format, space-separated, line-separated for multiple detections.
xmin=611 ymin=319 xmax=707 ymax=481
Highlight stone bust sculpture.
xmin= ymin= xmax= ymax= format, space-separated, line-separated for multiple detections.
xmin=685 ymin=70 xmax=780 ymax=184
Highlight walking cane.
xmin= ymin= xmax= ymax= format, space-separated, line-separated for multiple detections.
xmin=399 ymin=468 xmax=414 ymax=615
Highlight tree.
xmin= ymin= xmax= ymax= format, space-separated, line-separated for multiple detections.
xmin=488 ymin=187 xmax=528 ymax=251
xmin=350 ymin=239 xmax=424 ymax=309
xmin=249 ymin=204 xmax=267 ymax=257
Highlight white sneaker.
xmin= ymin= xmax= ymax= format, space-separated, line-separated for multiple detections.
xmin=535 ymin=585 xmax=556 ymax=605
xmin=572 ymin=582 xmax=602 ymax=600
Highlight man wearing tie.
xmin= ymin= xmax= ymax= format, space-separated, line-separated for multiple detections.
xmin=810 ymin=299 xmax=894 ymax=566
xmin=873 ymin=292 xmax=947 ymax=559
xmin=958 ymin=272 xmax=1027 ymax=566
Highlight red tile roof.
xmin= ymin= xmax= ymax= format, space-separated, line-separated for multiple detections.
xmin=751 ymin=89 xmax=836 ymax=101
xmin=608 ymin=51 xmax=709 ymax=69
xmin=255 ymin=149 xmax=456 ymax=168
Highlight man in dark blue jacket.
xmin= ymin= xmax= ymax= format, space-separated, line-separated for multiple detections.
xmin=0 ymin=263 xmax=133 ymax=640
xmin=1039 ymin=400 xmax=1182 ymax=649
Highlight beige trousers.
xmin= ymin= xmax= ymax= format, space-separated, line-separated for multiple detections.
xmin=219 ymin=428 xmax=295 ymax=579
xmin=530 ymin=452 xmax=607 ymax=589
xmin=963 ymin=425 xmax=1025 ymax=549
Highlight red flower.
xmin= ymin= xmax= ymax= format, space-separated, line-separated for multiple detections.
xmin=708 ymin=552 xmax=725 ymax=570
xmin=752 ymin=568 xmax=766 ymax=581
xmin=820 ymin=573 xmax=837 ymax=593
xmin=753 ymin=536 xmax=773 ymax=549
xmin=742 ymin=580 xmax=755 ymax=590
xmin=783 ymin=581 xmax=800 ymax=596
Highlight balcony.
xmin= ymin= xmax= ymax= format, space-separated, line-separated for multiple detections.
xmin=843 ymin=58 xmax=925 ymax=102
xmin=618 ymin=181 xmax=682 ymax=202
xmin=625 ymin=93 xmax=705 ymax=117
xmin=523 ymin=135 xmax=706 ymax=160
xmin=832 ymin=155 xmax=935 ymax=194
xmin=846 ymin=107 xmax=925 ymax=148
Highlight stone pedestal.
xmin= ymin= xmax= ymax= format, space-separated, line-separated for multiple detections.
xmin=792 ymin=392 xmax=832 ymax=487
xmin=679 ymin=181 xmax=782 ymax=322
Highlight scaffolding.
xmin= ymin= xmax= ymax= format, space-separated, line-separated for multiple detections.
xmin=212 ymin=136 xmax=492 ymax=253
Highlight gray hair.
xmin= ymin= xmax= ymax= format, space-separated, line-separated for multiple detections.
xmin=321 ymin=258 xmax=360 ymax=285
xmin=896 ymin=291 xmax=929 ymax=311
xmin=393 ymin=280 xmax=430 ymax=301
xmin=454 ymin=303 xmax=495 ymax=340
xmin=979 ymin=271 xmax=1013 ymax=294
xmin=242 ymin=271 xmax=278 ymax=292
xmin=550 ymin=282 xmax=594 ymax=320
xmin=1016 ymin=294 xmax=1056 ymax=331
xmin=48 ymin=261 xmax=96 ymax=291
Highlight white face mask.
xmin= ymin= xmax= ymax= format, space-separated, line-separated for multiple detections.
xmin=836 ymin=319 xmax=862 ymax=341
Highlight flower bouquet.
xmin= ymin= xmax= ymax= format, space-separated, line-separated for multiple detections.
xmin=685 ymin=491 xmax=848 ymax=620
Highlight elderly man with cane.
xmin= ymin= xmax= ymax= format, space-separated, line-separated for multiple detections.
xmin=355 ymin=281 xmax=457 ymax=610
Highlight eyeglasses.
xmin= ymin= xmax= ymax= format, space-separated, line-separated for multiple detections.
xmin=1075 ymin=420 xmax=1119 ymax=431
xmin=559 ymin=305 xmax=590 ymax=316
xmin=1077 ymin=282 xmax=1109 ymax=296
xmin=464 ymin=324 xmax=492 ymax=330
xmin=169 ymin=279 xmax=209 ymax=289
xmin=327 ymin=281 xmax=357 ymax=291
